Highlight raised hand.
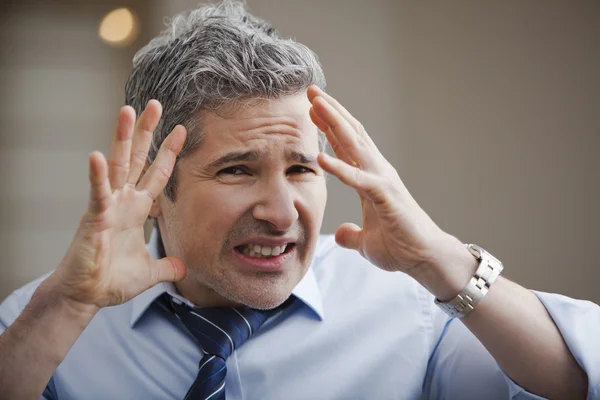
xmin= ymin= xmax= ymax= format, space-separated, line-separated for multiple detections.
xmin=307 ymin=86 xmax=453 ymax=277
xmin=50 ymin=100 xmax=187 ymax=310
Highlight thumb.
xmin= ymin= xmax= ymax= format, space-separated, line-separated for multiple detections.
xmin=335 ymin=222 xmax=363 ymax=253
xmin=151 ymin=256 xmax=187 ymax=284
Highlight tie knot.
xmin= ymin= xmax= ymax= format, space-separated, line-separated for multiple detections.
xmin=162 ymin=294 xmax=281 ymax=360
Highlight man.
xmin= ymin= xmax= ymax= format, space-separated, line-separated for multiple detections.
xmin=0 ymin=1 xmax=598 ymax=399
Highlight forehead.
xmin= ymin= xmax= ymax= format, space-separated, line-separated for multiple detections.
xmin=197 ymin=93 xmax=319 ymax=155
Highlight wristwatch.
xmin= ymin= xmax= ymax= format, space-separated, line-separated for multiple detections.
xmin=434 ymin=244 xmax=504 ymax=318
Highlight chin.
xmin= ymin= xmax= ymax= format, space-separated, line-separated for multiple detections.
xmin=204 ymin=262 xmax=305 ymax=310
xmin=213 ymin=277 xmax=295 ymax=310
xmin=231 ymin=288 xmax=292 ymax=310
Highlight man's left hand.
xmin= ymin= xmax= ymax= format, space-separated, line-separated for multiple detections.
xmin=307 ymin=86 xmax=476 ymax=299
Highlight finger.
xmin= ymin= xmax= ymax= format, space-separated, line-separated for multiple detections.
xmin=150 ymin=256 xmax=187 ymax=284
xmin=318 ymin=152 xmax=388 ymax=204
xmin=308 ymin=105 xmax=329 ymax=132
xmin=108 ymin=106 xmax=136 ymax=190
xmin=308 ymin=86 xmax=381 ymax=154
xmin=312 ymin=96 xmax=375 ymax=170
xmin=307 ymin=85 xmax=358 ymax=130
xmin=137 ymin=125 xmax=187 ymax=199
xmin=309 ymin=107 xmax=353 ymax=164
xmin=88 ymin=151 xmax=112 ymax=214
xmin=127 ymin=100 xmax=162 ymax=185
xmin=335 ymin=222 xmax=363 ymax=253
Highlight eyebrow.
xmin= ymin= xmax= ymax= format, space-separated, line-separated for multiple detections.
xmin=205 ymin=150 xmax=318 ymax=170
xmin=205 ymin=151 xmax=261 ymax=170
xmin=288 ymin=151 xmax=317 ymax=165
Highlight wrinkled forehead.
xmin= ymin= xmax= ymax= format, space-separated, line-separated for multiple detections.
xmin=197 ymin=93 xmax=320 ymax=156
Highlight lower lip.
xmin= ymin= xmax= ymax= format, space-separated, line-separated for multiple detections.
xmin=232 ymin=246 xmax=295 ymax=272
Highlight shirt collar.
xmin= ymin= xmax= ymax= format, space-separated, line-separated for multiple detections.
xmin=130 ymin=228 xmax=324 ymax=327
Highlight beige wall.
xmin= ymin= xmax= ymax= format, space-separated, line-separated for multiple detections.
xmin=1 ymin=1 xmax=598 ymax=304
xmin=0 ymin=0 xmax=151 ymax=299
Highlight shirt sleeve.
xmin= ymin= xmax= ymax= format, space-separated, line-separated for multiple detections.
xmin=0 ymin=283 xmax=37 ymax=334
xmin=0 ymin=273 xmax=58 ymax=400
xmin=422 ymin=289 xmax=600 ymax=399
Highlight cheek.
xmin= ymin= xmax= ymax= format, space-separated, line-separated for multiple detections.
xmin=299 ymin=180 xmax=327 ymax=226
xmin=173 ymin=179 xmax=326 ymax=249
xmin=177 ymin=187 xmax=254 ymax=241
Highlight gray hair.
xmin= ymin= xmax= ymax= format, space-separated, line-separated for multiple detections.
xmin=125 ymin=0 xmax=326 ymax=200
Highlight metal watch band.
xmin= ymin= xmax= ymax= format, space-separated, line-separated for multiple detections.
xmin=434 ymin=244 xmax=504 ymax=318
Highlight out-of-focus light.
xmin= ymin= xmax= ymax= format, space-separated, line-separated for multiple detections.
xmin=99 ymin=8 xmax=138 ymax=46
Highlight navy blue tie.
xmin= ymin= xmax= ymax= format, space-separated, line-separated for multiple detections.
xmin=159 ymin=293 xmax=295 ymax=400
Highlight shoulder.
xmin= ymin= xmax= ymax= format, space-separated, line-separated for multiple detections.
xmin=313 ymin=234 xmax=371 ymax=268
xmin=312 ymin=234 xmax=445 ymax=351
xmin=312 ymin=234 xmax=427 ymax=300
xmin=0 ymin=272 xmax=53 ymax=331
xmin=313 ymin=234 xmax=413 ymax=278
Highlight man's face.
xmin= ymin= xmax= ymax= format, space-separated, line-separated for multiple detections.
xmin=155 ymin=93 xmax=327 ymax=309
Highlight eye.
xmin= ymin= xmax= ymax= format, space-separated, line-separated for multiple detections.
xmin=218 ymin=166 xmax=248 ymax=176
xmin=287 ymin=165 xmax=315 ymax=174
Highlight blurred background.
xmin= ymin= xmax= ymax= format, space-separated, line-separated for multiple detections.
xmin=0 ymin=0 xmax=598 ymax=304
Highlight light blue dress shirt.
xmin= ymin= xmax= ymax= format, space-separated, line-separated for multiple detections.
xmin=1 ymin=231 xmax=599 ymax=399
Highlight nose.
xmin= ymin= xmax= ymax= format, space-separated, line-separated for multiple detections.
xmin=252 ymin=177 xmax=299 ymax=231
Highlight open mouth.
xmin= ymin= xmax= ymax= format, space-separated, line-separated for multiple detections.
xmin=234 ymin=243 xmax=296 ymax=259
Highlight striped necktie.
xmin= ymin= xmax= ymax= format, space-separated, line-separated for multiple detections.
xmin=159 ymin=293 xmax=295 ymax=400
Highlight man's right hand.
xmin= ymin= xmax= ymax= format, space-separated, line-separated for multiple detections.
xmin=49 ymin=100 xmax=187 ymax=312
xmin=0 ymin=101 xmax=188 ymax=400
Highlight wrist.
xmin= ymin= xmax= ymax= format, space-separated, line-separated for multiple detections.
xmin=409 ymin=234 xmax=478 ymax=300
xmin=43 ymin=272 xmax=101 ymax=319
xmin=0 ymin=271 xmax=100 ymax=399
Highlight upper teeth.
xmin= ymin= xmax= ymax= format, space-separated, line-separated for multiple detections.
xmin=241 ymin=243 xmax=287 ymax=256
